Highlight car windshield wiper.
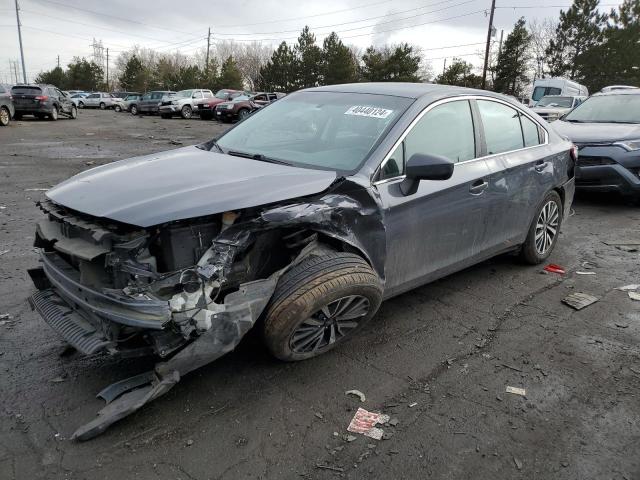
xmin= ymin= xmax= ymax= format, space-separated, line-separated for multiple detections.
xmin=227 ymin=150 xmax=291 ymax=165
xmin=210 ymin=140 xmax=224 ymax=153
xmin=564 ymin=119 xmax=585 ymax=123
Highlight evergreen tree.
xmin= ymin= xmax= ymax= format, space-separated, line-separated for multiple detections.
xmin=545 ymin=0 xmax=608 ymax=79
xmin=257 ymin=42 xmax=298 ymax=92
xmin=294 ymin=26 xmax=323 ymax=88
xmin=218 ymin=56 xmax=244 ymax=90
xmin=360 ymin=44 xmax=422 ymax=82
xmin=65 ymin=57 xmax=103 ymax=90
xmin=34 ymin=66 xmax=66 ymax=88
xmin=322 ymin=32 xmax=357 ymax=85
xmin=436 ymin=59 xmax=482 ymax=87
xmin=494 ymin=18 xmax=532 ymax=96
xmin=118 ymin=55 xmax=147 ymax=92
xmin=360 ymin=46 xmax=388 ymax=81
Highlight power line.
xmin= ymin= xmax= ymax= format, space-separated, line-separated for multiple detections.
xmin=214 ymin=0 xmax=474 ymax=36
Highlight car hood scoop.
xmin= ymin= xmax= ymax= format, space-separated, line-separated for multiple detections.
xmin=553 ymin=121 xmax=640 ymax=143
xmin=46 ymin=146 xmax=337 ymax=227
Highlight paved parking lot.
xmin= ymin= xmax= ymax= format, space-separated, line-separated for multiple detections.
xmin=1 ymin=110 xmax=639 ymax=480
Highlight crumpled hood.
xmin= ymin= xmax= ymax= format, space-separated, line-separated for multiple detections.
xmin=552 ymin=121 xmax=640 ymax=144
xmin=46 ymin=146 xmax=337 ymax=227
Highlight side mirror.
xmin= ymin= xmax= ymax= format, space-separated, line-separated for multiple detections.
xmin=400 ymin=153 xmax=454 ymax=196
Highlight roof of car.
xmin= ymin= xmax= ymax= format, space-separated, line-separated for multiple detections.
xmin=592 ymin=89 xmax=640 ymax=97
xmin=305 ymin=82 xmax=501 ymax=100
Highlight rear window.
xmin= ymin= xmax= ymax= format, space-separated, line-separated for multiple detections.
xmin=12 ymin=86 xmax=42 ymax=95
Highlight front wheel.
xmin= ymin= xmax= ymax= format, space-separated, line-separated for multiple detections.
xmin=262 ymin=252 xmax=383 ymax=361
xmin=114 ymin=105 xmax=121 ymax=112
xmin=237 ymin=108 xmax=250 ymax=121
xmin=520 ymin=190 xmax=563 ymax=264
xmin=49 ymin=106 xmax=58 ymax=121
xmin=0 ymin=106 xmax=10 ymax=126
xmin=78 ymin=101 xmax=84 ymax=109
xmin=69 ymin=105 xmax=77 ymax=119
xmin=99 ymin=102 xmax=106 ymax=110
xmin=130 ymin=104 xmax=138 ymax=115
xmin=181 ymin=105 xmax=192 ymax=119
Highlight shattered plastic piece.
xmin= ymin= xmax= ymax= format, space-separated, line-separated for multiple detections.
xmin=628 ymin=291 xmax=640 ymax=301
xmin=0 ymin=250 xmax=9 ymax=256
xmin=506 ymin=386 xmax=526 ymax=396
xmin=575 ymin=271 xmax=596 ymax=275
xmin=543 ymin=264 xmax=565 ymax=274
xmin=562 ymin=292 xmax=598 ymax=310
xmin=617 ymin=284 xmax=640 ymax=291
xmin=513 ymin=456 xmax=523 ymax=470
xmin=347 ymin=408 xmax=390 ymax=440
xmin=345 ymin=389 xmax=366 ymax=402
xmin=408 ymin=402 xmax=418 ymax=408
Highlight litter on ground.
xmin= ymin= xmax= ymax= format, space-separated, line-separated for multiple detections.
xmin=506 ymin=386 xmax=526 ymax=396
xmin=544 ymin=264 xmax=566 ymax=274
xmin=617 ymin=284 xmax=640 ymax=291
xmin=345 ymin=389 xmax=366 ymax=402
xmin=562 ymin=292 xmax=599 ymax=310
xmin=628 ymin=291 xmax=640 ymax=301
xmin=576 ymin=271 xmax=596 ymax=275
xmin=347 ymin=408 xmax=390 ymax=440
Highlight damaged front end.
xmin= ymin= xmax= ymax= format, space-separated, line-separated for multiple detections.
xmin=28 ymin=179 xmax=386 ymax=440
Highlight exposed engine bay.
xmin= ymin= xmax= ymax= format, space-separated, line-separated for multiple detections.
xmin=27 ymin=178 xmax=386 ymax=440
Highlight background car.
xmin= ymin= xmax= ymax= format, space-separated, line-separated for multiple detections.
xmin=111 ymin=91 xmax=138 ymax=99
xmin=197 ymin=89 xmax=245 ymax=120
xmin=600 ymin=85 xmax=639 ymax=93
xmin=159 ymin=88 xmax=213 ymax=119
xmin=0 ymin=84 xmax=15 ymax=126
xmin=11 ymin=84 xmax=77 ymax=121
xmin=81 ymin=92 xmax=116 ymax=109
xmin=215 ymin=92 xmax=285 ymax=122
xmin=531 ymin=95 xmax=586 ymax=122
xmin=70 ymin=92 xmax=89 ymax=107
xmin=553 ymin=89 xmax=640 ymax=198
xmin=130 ymin=91 xmax=176 ymax=115
xmin=113 ymin=93 xmax=141 ymax=112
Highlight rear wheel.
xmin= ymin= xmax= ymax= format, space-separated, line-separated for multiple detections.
xmin=69 ymin=105 xmax=78 ymax=119
xmin=181 ymin=105 xmax=192 ymax=119
xmin=49 ymin=106 xmax=58 ymax=121
xmin=0 ymin=107 xmax=10 ymax=126
xmin=99 ymin=102 xmax=106 ymax=110
xmin=78 ymin=101 xmax=84 ymax=109
xmin=114 ymin=104 xmax=122 ymax=112
xmin=520 ymin=190 xmax=563 ymax=264
xmin=262 ymin=252 xmax=382 ymax=361
xmin=130 ymin=104 xmax=138 ymax=115
xmin=237 ymin=108 xmax=250 ymax=121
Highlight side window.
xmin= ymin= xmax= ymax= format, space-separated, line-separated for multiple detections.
xmin=87 ymin=93 xmax=99 ymax=99
xmin=142 ymin=93 xmax=151 ymax=100
xmin=520 ymin=114 xmax=542 ymax=147
xmin=380 ymin=143 xmax=405 ymax=179
xmin=152 ymin=92 xmax=162 ymax=100
xmin=203 ymin=91 xmax=213 ymax=98
xmin=477 ymin=100 xmax=524 ymax=155
xmin=405 ymin=100 xmax=476 ymax=163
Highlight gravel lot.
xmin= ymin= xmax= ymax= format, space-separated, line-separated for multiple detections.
xmin=1 ymin=109 xmax=639 ymax=480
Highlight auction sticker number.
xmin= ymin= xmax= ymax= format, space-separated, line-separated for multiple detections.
xmin=344 ymin=105 xmax=393 ymax=119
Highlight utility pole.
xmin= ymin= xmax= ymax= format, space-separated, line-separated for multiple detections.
xmin=498 ymin=29 xmax=504 ymax=58
xmin=205 ymin=27 xmax=211 ymax=71
xmin=481 ymin=0 xmax=496 ymax=90
xmin=106 ymin=48 xmax=109 ymax=91
xmin=57 ymin=55 xmax=60 ymax=69
xmin=443 ymin=58 xmax=447 ymax=75
xmin=14 ymin=0 xmax=27 ymax=83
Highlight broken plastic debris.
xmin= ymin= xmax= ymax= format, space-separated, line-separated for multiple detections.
xmin=505 ymin=386 xmax=526 ymax=396
xmin=345 ymin=389 xmax=366 ymax=402
xmin=347 ymin=407 xmax=390 ymax=440
xmin=562 ymin=292 xmax=598 ymax=310
xmin=408 ymin=402 xmax=418 ymax=408
xmin=575 ymin=271 xmax=596 ymax=275
xmin=543 ymin=264 xmax=565 ymax=274
xmin=628 ymin=292 xmax=640 ymax=301
xmin=617 ymin=284 xmax=640 ymax=291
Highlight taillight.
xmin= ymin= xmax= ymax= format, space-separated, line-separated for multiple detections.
xmin=570 ymin=144 xmax=578 ymax=161
xmin=35 ymin=95 xmax=49 ymax=101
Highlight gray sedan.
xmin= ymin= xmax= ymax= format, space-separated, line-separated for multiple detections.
xmin=28 ymin=83 xmax=575 ymax=439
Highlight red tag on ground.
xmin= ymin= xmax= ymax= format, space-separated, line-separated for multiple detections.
xmin=544 ymin=264 xmax=565 ymax=274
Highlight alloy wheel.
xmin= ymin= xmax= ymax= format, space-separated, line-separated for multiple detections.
xmin=0 ymin=107 xmax=9 ymax=126
xmin=70 ymin=106 xmax=77 ymax=119
xmin=289 ymin=295 xmax=370 ymax=353
xmin=535 ymin=200 xmax=559 ymax=255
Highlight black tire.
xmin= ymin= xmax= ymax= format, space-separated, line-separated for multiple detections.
xmin=78 ymin=101 xmax=84 ymax=109
xmin=181 ymin=105 xmax=192 ymax=119
xmin=69 ymin=105 xmax=78 ymax=119
xmin=130 ymin=104 xmax=138 ymax=115
xmin=0 ymin=106 xmax=10 ymax=126
xmin=262 ymin=252 xmax=383 ymax=361
xmin=49 ymin=106 xmax=58 ymax=121
xmin=99 ymin=102 xmax=106 ymax=110
xmin=114 ymin=105 xmax=121 ymax=112
xmin=520 ymin=190 xmax=563 ymax=264
xmin=200 ymin=112 xmax=212 ymax=120
xmin=237 ymin=108 xmax=250 ymax=121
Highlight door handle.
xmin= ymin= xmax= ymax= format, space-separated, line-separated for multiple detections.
xmin=469 ymin=179 xmax=489 ymax=194
xmin=534 ymin=160 xmax=547 ymax=172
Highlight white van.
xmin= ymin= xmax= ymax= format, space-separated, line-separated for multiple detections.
xmin=530 ymin=78 xmax=588 ymax=105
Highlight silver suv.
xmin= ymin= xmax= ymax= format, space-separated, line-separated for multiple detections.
xmin=159 ymin=88 xmax=213 ymax=119
xmin=80 ymin=92 xmax=116 ymax=109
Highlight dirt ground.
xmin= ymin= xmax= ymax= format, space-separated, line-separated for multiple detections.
xmin=0 ymin=109 xmax=639 ymax=480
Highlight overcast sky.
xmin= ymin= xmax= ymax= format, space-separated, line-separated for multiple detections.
xmin=0 ymin=0 xmax=620 ymax=83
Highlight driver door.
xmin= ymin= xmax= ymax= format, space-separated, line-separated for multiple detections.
xmin=375 ymin=99 xmax=494 ymax=297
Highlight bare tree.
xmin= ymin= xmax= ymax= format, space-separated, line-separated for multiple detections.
xmin=528 ymin=18 xmax=558 ymax=79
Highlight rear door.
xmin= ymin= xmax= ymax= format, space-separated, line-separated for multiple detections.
xmin=475 ymin=98 xmax=551 ymax=249
xmin=375 ymin=98 xmax=494 ymax=296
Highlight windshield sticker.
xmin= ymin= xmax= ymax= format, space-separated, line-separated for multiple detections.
xmin=344 ymin=105 xmax=393 ymax=119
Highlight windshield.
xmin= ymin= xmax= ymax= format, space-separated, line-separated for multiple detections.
xmin=215 ymin=90 xmax=231 ymax=99
xmin=12 ymin=86 xmax=42 ymax=95
xmin=564 ymin=95 xmax=640 ymax=123
xmin=232 ymin=95 xmax=250 ymax=102
xmin=537 ymin=96 xmax=573 ymax=108
xmin=215 ymin=91 xmax=412 ymax=172
xmin=176 ymin=89 xmax=194 ymax=98
xmin=532 ymin=86 xmax=562 ymax=102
